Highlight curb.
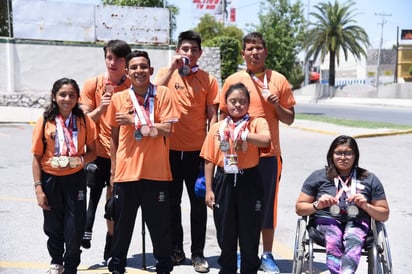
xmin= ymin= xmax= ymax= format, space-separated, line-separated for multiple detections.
xmin=289 ymin=124 xmax=412 ymax=139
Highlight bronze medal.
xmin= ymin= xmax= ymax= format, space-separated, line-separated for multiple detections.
xmin=69 ymin=156 xmax=80 ymax=168
xmin=140 ymin=125 xmax=150 ymax=136
xmin=149 ymin=127 xmax=158 ymax=137
xmin=51 ymin=157 xmax=59 ymax=168
xmin=134 ymin=129 xmax=143 ymax=141
xmin=58 ymin=156 xmax=69 ymax=168
xmin=220 ymin=140 xmax=230 ymax=152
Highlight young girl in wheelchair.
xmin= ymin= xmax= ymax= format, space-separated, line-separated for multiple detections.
xmin=295 ymin=135 xmax=389 ymax=274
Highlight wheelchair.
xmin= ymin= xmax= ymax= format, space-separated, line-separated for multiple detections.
xmin=292 ymin=216 xmax=392 ymax=274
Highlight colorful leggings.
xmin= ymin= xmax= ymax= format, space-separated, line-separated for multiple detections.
xmin=317 ymin=219 xmax=369 ymax=274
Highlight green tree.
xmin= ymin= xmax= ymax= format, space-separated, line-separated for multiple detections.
xmin=257 ymin=0 xmax=306 ymax=79
xmin=289 ymin=62 xmax=305 ymax=90
xmin=102 ymin=0 xmax=179 ymax=39
xmin=302 ymin=0 xmax=369 ymax=86
xmin=193 ymin=14 xmax=225 ymax=42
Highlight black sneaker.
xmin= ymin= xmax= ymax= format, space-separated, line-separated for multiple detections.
xmin=171 ymin=249 xmax=186 ymax=265
xmin=104 ymin=232 xmax=112 ymax=262
xmin=192 ymin=255 xmax=209 ymax=273
xmin=81 ymin=231 xmax=92 ymax=249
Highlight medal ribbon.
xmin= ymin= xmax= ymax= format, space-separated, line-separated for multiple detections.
xmin=55 ymin=114 xmax=78 ymax=156
xmin=129 ymin=85 xmax=156 ymax=130
xmin=249 ymin=70 xmax=270 ymax=96
xmin=219 ymin=115 xmax=249 ymax=154
xmin=104 ymin=73 xmax=127 ymax=86
xmin=333 ymin=169 xmax=357 ymax=200
xmin=189 ymin=66 xmax=199 ymax=74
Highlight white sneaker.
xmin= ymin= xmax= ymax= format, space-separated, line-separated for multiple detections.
xmin=47 ymin=264 xmax=64 ymax=274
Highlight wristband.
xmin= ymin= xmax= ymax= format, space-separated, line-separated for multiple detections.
xmin=313 ymin=201 xmax=319 ymax=211
xmin=34 ymin=182 xmax=42 ymax=187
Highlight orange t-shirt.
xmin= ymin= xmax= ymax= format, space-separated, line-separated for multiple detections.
xmin=31 ymin=114 xmax=97 ymax=176
xmin=200 ymin=117 xmax=270 ymax=169
xmin=106 ymin=85 xmax=179 ymax=182
xmin=155 ymin=68 xmax=219 ymax=151
xmin=80 ymin=74 xmax=131 ymax=158
xmin=220 ymin=70 xmax=295 ymax=156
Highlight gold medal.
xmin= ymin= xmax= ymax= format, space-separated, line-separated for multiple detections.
xmin=51 ymin=157 xmax=59 ymax=168
xmin=140 ymin=125 xmax=150 ymax=136
xmin=58 ymin=156 xmax=69 ymax=168
xmin=69 ymin=156 xmax=81 ymax=168
xmin=149 ymin=127 xmax=158 ymax=137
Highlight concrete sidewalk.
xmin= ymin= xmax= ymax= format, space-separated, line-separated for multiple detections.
xmin=1 ymin=98 xmax=411 ymax=273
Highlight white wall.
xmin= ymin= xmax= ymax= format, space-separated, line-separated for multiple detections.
xmin=0 ymin=40 xmax=173 ymax=94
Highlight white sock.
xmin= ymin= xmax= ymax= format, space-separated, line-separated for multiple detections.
xmin=262 ymin=251 xmax=272 ymax=256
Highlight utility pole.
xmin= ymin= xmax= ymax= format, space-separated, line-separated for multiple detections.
xmin=304 ymin=0 xmax=310 ymax=86
xmin=375 ymin=12 xmax=391 ymax=90
xmin=395 ymin=26 xmax=399 ymax=83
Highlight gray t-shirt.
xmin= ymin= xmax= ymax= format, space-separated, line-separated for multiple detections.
xmin=301 ymin=168 xmax=386 ymax=222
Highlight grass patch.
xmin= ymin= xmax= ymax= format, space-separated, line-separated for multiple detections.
xmin=296 ymin=114 xmax=412 ymax=130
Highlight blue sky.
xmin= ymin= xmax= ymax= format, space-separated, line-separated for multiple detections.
xmin=53 ymin=0 xmax=410 ymax=49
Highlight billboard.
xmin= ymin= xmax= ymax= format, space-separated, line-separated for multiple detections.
xmin=192 ymin=0 xmax=236 ymax=23
xmin=12 ymin=0 xmax=169 ymax=44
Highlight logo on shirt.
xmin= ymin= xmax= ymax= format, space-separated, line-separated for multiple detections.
xmin=174 ymin=83 xmax=185 ymax=90
xmin=77 ymin=190 xmax=85 ymax=201
xmin=255 ymin=200 xmax=262 ymax=211
xmin=158 ymin=191 xmax=166 ymax=202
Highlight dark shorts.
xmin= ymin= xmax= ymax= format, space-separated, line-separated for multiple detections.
xmin=258 ymin=156 xmax=282 ymax=229
xmin=86 ymin=156 xmax=111 ymax=189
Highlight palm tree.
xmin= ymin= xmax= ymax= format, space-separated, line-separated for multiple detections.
xmin=303 ymin=0 xmax=370 ymax=87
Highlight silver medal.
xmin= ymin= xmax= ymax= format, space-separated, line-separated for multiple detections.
xmin=329 ymin=204 xmax=340 ymax=216
xmin=347 ymin=205 xmax=359 ymax=217
xmin=220 ymin=140 xmax=230 ymax=152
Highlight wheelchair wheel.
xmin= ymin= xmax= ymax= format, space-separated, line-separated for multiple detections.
xmin=376 ymin=222 xmax=392 ymax=274
xmin=292 ymin=218 xmax=307 ymax=274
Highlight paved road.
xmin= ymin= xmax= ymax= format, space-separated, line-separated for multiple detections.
xmin=295 ymin=103 xmax=412 ymax=126
xmin=0 ymin=122 xmax=411 ymax=273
